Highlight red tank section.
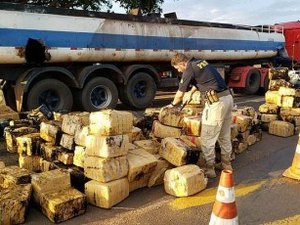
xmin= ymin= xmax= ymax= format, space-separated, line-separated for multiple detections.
xmin=276 ymin=21 xmax=300 ymax=65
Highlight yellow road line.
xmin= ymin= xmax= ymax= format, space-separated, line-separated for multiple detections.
xmin=170 ymin=180 xmax=266 ymax=210
xmin=263 ymin=214 xmax=300 ymax=225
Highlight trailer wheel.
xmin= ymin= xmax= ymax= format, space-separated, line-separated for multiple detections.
xmin=80 ymin=77 xmax=118 ymax=111
xmin=124 ymin=72 xmax=157 ymax=109
xmin=26 ymin=79 xmax=73 ymax=111
xmin=259 ymin=76 xmax=270 ymax=94
xmin=245 ymin=69 xmax=261 ymax=94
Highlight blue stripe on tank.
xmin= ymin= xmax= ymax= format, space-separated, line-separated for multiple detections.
xmin=0 ymin=28 xmax=284 ymax=51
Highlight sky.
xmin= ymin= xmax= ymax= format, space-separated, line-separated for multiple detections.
xmin=111 ymin=0 xmax=300 ymax=26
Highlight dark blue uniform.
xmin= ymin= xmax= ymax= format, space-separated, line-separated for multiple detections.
xmin=178 ymin=58 xmax=228 ymax=93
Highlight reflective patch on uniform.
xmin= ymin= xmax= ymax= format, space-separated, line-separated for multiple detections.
xmin=197 ymin=60 xmax=208 ymax=69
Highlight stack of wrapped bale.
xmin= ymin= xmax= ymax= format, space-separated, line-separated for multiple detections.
xmin=152 ymin=90 xmax=203 ymax=139
xmin=259 ymin=67 xmax=298 ymax=137
xmin=84 ymin=109 xmax=133 ymax=209
xmin=0 ymin=165 xmax=32 ymax=224
xmin=3 ymin=106 xmax=62 ymax=172
xmin=6 ymin=118 xmax=44 ymax=173
xmin=154 ymin=90 xmax=204 ymax=164
xmin=31 ymin=169 xmax=86 ymax=223
xmin=159 ymin=136 xmax=208 ymax=197
xmin=35 ymin=121 xmax=60 ymax=171
xmin=231 ymin=106 xmax=262 ymax=154
xmin=4 ymin=119 xmax=37 ymax=153
xmin=59 ymin=112 xmax=90 ymax=166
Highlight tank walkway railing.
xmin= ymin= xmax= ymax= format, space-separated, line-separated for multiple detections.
xmin=251 ymin=24 xmax=284 ymax=34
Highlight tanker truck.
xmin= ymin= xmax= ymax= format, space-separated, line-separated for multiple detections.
xmin=0 ymin=2 xmax=288 ymax=112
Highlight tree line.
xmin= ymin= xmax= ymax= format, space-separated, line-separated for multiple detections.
xmin=0 ymin=0 xmax=167 ymax=15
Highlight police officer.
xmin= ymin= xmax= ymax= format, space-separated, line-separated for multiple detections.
xmin=168 ymin=53 xmax=233 ymax=178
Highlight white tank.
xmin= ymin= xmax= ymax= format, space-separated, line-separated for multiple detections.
xmin=0 ymin=4 xmax=285 ymax=64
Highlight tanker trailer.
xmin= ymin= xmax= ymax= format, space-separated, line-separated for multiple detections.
xmin=0 ymin=2 xmax=286 ymax=112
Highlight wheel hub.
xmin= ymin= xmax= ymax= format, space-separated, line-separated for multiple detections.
xmin=90 ymin=85 xmax=112 ymax=108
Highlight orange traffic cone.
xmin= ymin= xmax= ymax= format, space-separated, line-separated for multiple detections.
xmin=283 ymin=142 xmax=300 ymax=180
xmin=209 ymin=170 xmax=238 ymax=225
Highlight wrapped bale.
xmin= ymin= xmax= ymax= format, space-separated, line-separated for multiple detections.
xmin=127 ymin=149 xmax=157 ymax=190
xmin=279 ymin=87 xmax=300 ymax=97
xmin=40 ymin=121 xmax=62 ymax=144
xmin=235 ymin=106 xmax=256 ymax=119
xmin=281 ymin=96 xmax=295 ymax=108
xmin=265 ymin=91 xmax=282 ymax=106
xmin=164 ymin=165 xmax=207 ymax=197
xmin=159 ymin=137 xmax=200 ymax=166
xmin=84 ymin=156 xmax=128 ymax=183
xmin=158 ymin=107 xmax=185 ymax=128
xmin=148 ymin=155 xmax=173 ymax=187
xmin=156 ymin=105 xmax=202 ymax=129
xmin=247 ymin=134 xmax=257 ymax=146
xmin=232 ymin=114 xmax=252 ymax=132
xmin=31 ymin=169 xmax=71 ymax=196
xmin=268 ymin=79 xmax=292 ymax=91
xmin=73 ymin=146 xmax=86 ymax=168
xmin=133 ymin=139 xmax=161 ymax=154
xmin=4 ymin=126 xmax=38 ymax=153
xmin=260 ymin=114 xmax=278 ymax=123
xmin=16 ymin=132 xmax=42 ymax=156
xmin=61 ymin=112 xmax=90 ymax=135
xmin=183 ymin=90 xmax=202 ymax=105
xmin=237 ymin=130 xmax=250 ymax=141
xmin=280 ymin=108 xmax=300 ymax=122
xmin=235 ymin=141 xmax=248 ymax=154
xmin=89 ymin=110 xmax=133 ymax=135
xmin=268 ymin=67 xmax=289 ymax=80
xmin=40 ymin=159 xmax=56 ymax=172
xmin=182 ymin=116 xmax=201 ymax=136
xmin=38 ymin=187 xmax=86 ymax=223
xmin=74 ymin=126 xmax=89 ymax=147
xmin=128 ymin=126 xmax=144 ymax=142
xmin=40 ymin=143 xmax=60 ymax=161
xmin=19 ymin=154 xmax=42 ymax=172
xmin=57 ymin=149 xmax=74 ymax=165
xmin=182 ymin=105 xmax=203 ymax=117
xmin=0 ymin=184 xmax=32 ymax=225
xmin=179 ymin=135 xmax=202 ymax=149
xmin=85 ymin=135 xmax=129 ymax=158
xmin=269 ymin=120 xmax=294 ymax=137
xmin=0 ymin=166 xmax=31 ymax=188
xmin=8 ymin=119 xmax=33 ymax=129
xmin=60 ymin=133 xmax=75 ymax=151
xmin=258 ymin=103 xmax=278 ymax=114
xmin=152 ymin=120 xmax=181 ymax=139
xmin=85 ymin=178 xmax=129 ymax=209
xmin=53 ymin=112 xmax=66 ymax=121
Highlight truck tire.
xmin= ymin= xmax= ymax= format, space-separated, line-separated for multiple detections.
xmin=245 ymin=69 xmax=261 ymax=94
xmin=124 ymin=72 xmax=157 ymax=109
xmin=80 ymin=77 xmax=118 ymax=111
xmin=26 ymin=79 xmax=73 ymax=111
